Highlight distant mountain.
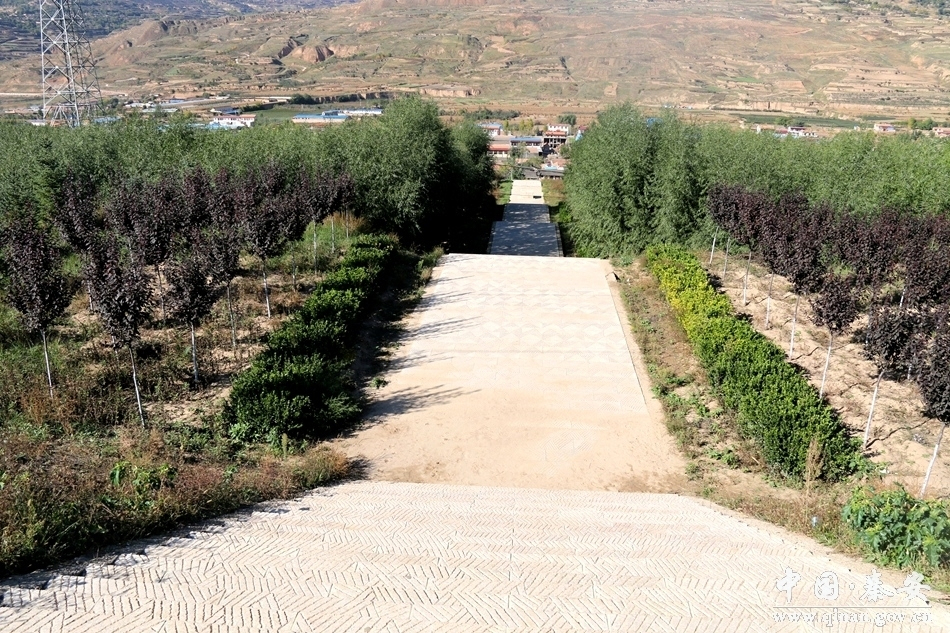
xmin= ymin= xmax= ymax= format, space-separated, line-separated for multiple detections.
xmin=0 ymin=1 xmax=355 ymax=58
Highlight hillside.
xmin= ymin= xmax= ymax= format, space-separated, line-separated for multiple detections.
xmin=4 ymin=0 xmax=950 ymax=118
xmin=0 ymin=0 xmax=355 ymax=59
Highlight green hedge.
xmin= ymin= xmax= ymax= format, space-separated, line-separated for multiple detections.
xmin=224 ymin=234 xmax=399 ymax=445
xmin=645 ymin=244 xmax=858 ymax=481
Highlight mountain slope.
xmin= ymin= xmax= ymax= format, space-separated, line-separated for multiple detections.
xmin=0 ymin=0 xmax=356 ymax=59
xmin=3 ymin=0 xmax=950 ymax=117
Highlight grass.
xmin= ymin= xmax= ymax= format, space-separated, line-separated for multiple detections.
xmin=540 ymin=178 xmax=565 ymax=207
xmin=737 ymin=112 xmax=861 ymax=129
xmin=495 ymin=180 xmax=512 ymax=205
xmin=0 ymin=430 xmax=349 ymax=577
xmin=541 ymin=179 xmax=575 ymax=254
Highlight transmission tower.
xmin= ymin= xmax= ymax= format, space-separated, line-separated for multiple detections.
xmin=39 ymin=0 xmax=102 ymax=126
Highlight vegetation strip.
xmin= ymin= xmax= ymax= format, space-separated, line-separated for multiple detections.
xmin=645 ymin=244 xmax=858 ymax=481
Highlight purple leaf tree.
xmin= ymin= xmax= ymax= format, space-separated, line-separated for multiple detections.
xmin=106 ymin=178 xmax=177 ymax=323
xmin=918 ymin=311 xmax=950 ymax=497
xmin=307 ymin=171 xmax=356 ymax=272
xmin=903 ymin=215 xmax=950 ymax=311
xmin=239 ymin=163 xmax=291 ymax=318
xmin=51 ymin=169 xmax=98 ymax=310
xmin=165 ymin=232 xmax=221 ymax=387
xmin=3 ymin=218 xmax=71 ymax=399
xmin=780 ymin=201 xmax=832 ymax=355
xmin=862 ymin=305 xmax=920 ymax=449
xmin=85 ymin=233 xmax=152 ymax=427
xmin=810 ymin=273 xmax=860 ymax=398
xmin=206 ymin=169 xmax=243 ymax=350
xmin=759 ymin=193 xmax=809 ymax=330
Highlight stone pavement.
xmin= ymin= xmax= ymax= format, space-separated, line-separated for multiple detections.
xmin=489 ymin=180 xmax=560 ymax=256
xmin=2 ymin=482 xmax=946 ymax=632
xmin=3 ymin=180 xmax=948 ymax=632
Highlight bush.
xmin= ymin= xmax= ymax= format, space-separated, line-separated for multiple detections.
xmin=646 ymin=244 xmax=858 ymax=480
xmin=226 ymin=356 xmax=359 ymax=445
xmin=224 ymin=235 xmax=399 ymax=445
xmin=843 ymin=487 xmax=950 ymax=568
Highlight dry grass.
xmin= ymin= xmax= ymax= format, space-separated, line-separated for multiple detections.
xmin=0 ymin=424 xmax=349 ymax=576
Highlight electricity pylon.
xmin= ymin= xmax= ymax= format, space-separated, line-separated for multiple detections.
xmin=39 ymin=0 xmax=102 ymax=126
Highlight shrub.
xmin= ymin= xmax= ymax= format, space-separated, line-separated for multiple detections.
xmin=224 ymin=235 xmax=398 ymax=445
xmin=646 ymin=244 xmax=858 ymax=481
xmin=225 ymin=355 xmax=359 ymax=445
xmin=843 ymin=487 xmax=950 ymax=568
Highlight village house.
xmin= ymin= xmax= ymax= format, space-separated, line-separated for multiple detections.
xmin=478 ymin=122 xmax=504 ymax=137
xmin=292 ymin=111 xmax=350 ymax=126
xmin=542 ymin=128 xmax=568 ymax=149
xmin=539 ymin=163 xmax=565 ymax=180
xmin=787 ymin=126 xmax=818 ymax=139
xmin=934 ymin=127 xmax=950 ymax=138
xmin=874 ymin=122 xmax=897 ymax=134
xmin=547 ymin=123 xmax=571 ymax=135
xmin=510 ymin=135 xmax=544 ymax=148
xmin=209 ymin=106 xmax=241 ymax=116
xmin=339 ymin=108 xmax=383 ymax=118
xmin=209 ymin=113 xmax=256 ymax=129
xmin=488 ymin=140 xmax=512 ymax=159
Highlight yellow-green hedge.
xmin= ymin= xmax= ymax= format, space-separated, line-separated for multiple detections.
xmin=646 ymin=244 xmax=859 ymax=481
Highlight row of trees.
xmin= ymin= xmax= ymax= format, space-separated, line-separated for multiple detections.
xmin=565 ymin=105 xmax=950 ymax=259
xmin=0 ymin=97 xmax=495 ymax=251
xmin=708 ymin=185 xmax=950 ymax=496
xmin=0 ymin=97 xmax=496 ymax=430
xmin=566 ymin=104 xmax=950 ymax=495
xmin=4 ymin=163 xmax=355 ymax=426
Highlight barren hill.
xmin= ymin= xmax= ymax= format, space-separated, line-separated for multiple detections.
xmin=4 ymin=0 xmax=950 ymax=117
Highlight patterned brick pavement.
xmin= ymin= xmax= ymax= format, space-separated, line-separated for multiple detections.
xmin=2 ymin=482 xmax=946 ymax=632
xmin=489 ymin=181 xmax=560 ymax=257
xmin=341 ymin=251 xmax=684 ymax=491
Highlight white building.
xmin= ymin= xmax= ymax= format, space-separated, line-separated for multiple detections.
xmin=478 ymin=122 xmax=504 ymax=137
xmin=210 ymin=114 xmax=256 ymax=129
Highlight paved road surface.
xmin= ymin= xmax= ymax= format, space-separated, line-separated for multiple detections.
xmin=489 ymin=181 xmax=560 ymax=256
xmin=3 ymin=482 xmax=945 ymax=632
